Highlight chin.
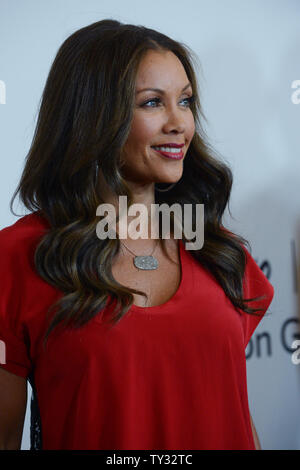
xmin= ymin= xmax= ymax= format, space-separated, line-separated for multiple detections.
xmin=157 ymin=173 xmax=182 ymax=184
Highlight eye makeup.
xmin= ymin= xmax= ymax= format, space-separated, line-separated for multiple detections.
xmin=141 ymin=95 xmax=195 ymax=108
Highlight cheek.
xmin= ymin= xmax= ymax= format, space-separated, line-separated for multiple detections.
xmin=187 ymin=113 xmax=196 ymax=140
xmin=128 ymin=115 xmax=159 ymax=147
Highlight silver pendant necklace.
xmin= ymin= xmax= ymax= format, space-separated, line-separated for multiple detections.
xmin=120 ymin=238 xmax=159 ymax=270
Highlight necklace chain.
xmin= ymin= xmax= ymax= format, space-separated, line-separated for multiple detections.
xmin=120 ymin=238 xmax=159 ymax=258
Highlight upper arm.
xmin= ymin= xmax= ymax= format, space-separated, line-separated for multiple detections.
xmin=0 ymin=367 xmax=28 ymax=449
xmin=0 ymin=221 xmax=41 ymax=449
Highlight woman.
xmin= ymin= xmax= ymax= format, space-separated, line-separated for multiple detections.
xmin=0 ymin=19 xmax=274 ymax=450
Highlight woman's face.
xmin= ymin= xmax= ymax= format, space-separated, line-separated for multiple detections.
xmin=120 ymin=49 xmax=195 ymax=186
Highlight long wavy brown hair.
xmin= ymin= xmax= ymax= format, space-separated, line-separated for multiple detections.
xmin=10 ymin=19 xmax=266 ymax=347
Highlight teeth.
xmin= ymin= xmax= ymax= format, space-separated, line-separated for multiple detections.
xmin=153 ymin=146 xmax=182 ymax=153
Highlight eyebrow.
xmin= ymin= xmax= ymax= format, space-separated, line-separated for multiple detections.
xmin=136 ymin=82 xmax=192 ymax=94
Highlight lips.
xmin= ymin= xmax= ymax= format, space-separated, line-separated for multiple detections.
xmin=151 ymin=143 xmax=184 ymax=148
xmin=151 ymin=147 xmax=184 ymax=160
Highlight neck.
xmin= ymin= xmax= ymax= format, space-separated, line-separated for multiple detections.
xmin=97 ymin=170 xmax=159 ymax=240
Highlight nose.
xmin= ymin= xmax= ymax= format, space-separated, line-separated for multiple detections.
xmin=162 ymin=105 xmax=186 ymax=134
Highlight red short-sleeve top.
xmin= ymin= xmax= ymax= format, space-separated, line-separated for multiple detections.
xmin=0 ymin=212 xmax=274 ymax=450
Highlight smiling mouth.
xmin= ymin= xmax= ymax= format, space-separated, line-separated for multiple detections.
xmin=151 ymin=147 xmax=184 ymax=160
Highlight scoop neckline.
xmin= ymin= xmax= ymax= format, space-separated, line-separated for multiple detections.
xmin=129 ymin=238 xmax=185 ymax=313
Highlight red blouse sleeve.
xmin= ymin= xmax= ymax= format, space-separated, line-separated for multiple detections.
xmin=241 ymin=245 xmax=275 ymax=348
xmin=0 ymin=222 xmax=33 ymax=378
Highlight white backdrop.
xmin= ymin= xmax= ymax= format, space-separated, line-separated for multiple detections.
xmin=0 ymin=0 xmax=299 ymax=450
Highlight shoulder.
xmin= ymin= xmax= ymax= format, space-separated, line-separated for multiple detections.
xmin=241 ymin=244 xmax=274 ymax=303
xmin=0 ymin=211 xmax=49 ymax=248
xmin=220 ymin=226 xmax=274 ymax=302
xmin=239 ymin=245 xmax=275 ymax=347
xmin=0 ymin=212 xmax=50 ymax=270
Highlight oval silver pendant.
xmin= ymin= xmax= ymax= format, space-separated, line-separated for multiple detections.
xmin=134 ymin=255 xmax=159 ymax=270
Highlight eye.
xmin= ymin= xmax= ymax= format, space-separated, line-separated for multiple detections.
xmin=141 ymin=97 xmax=162 ymax=108
xmin=141 ymin=95 xmax=195 ymax=108
xmin=181 ymin=95 xmax=195 ymax=107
